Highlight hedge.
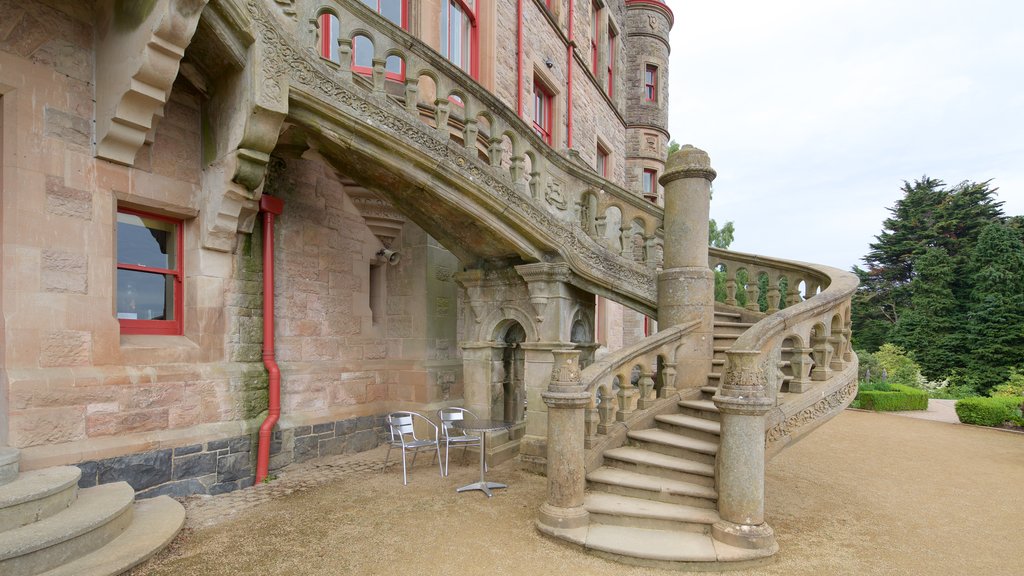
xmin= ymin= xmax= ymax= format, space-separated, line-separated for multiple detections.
xmin=855 ymin=383 xmax=929 ymax=411
xmin=955 ymin=396 xmax=1024 ymax=427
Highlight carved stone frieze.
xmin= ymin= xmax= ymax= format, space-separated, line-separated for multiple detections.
xmin=765 ymin=381 xmax=857 ymax=446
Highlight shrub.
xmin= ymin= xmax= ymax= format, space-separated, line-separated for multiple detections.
xmin=955 ymin=396 xmax=1024 ymax=427
xmin=990 ymin=368 xmax=1024 ymax=398
xmin=856 ymin=349 xmax=884 ymax=382
xmin=856 ymin=383 xmax=929 ymax=411
xmin=873 ymin=344 xmax=924 ymax=388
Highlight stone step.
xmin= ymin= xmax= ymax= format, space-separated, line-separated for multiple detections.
xmin=655 ymin=414 xmax=721 ymax=444
xmin=585 ymin=492 xmax=719 ymax=533
xmin=707 ymin=372 xmax=721 ymax=382
xmin=713 ymin=321 xmax=755 ymax=335
xmin=712 ymin=358 xmax=725 ymax=367
xmin=713 ymin=310 xmax=742 ymax=321
xmin=678 ymin=399 xmax=721 ymax=422
xmin=602 ymin=446 xmax=715 ymax=487
xmin=0 ymin=482 xmax=134 ymax=576
xmin=0 ymin=467 xmax=81 ymax=530
xmin=628 ymin=429 xmax=717 ymax=465
xmin=587 ymin=467 xmax=718 ymax=509
xmin=0 ymin=448 xmax=19 ymax=486
xmin=700 ymin=385 xmax=718 ymax=396
xmin=38 ymin=496 xmax=185 ymax=576
xmin=584 ymin=524 xmax=778 ymax=567
xmin=585 ymin=523 xmax=717 ymax=562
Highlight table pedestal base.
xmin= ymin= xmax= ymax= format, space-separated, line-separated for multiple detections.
xmin=456 ymin=481 xmax=507 ymax=498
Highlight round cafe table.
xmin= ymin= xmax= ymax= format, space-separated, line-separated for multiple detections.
xmin=451 ymin=419 xmax=513 ymax=497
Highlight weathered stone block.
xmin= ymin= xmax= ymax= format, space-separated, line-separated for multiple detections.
xmin=98 ymin=449 xmax=173 ymax=491
xmin=44 ymin=107 xmax=90 ymax=149
xmin=228 ymin=436 xmax=251 ymax=453
xmin=41 ymin=250 xmax=88 ymax=294
xmin=312 ymin=421 xmax=335 ymax=435
xmin=173 ymin=443 xmax=203 ymax=456
xmin=217 ymin=452 xmax=251 ymax=483
xmin=46 ymin=176 xmax=92 ymax=219
xmin=294 ymin=435 xmax=319 ymax=463
xmin=173 ymin=452 xmax=217 ymax=480
xmin=39 ymin=330 xmax=92 ymax=367
xmin=76 ymin=461 xmax=99 ymax=488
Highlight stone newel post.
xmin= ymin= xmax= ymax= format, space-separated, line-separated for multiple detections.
xmin=537 ymin=350 xmax=590 ymax=535
xmin=658 ymin=145 xmax=717 ymax=390
xmin=712 ymin=350 xmax=778 ymax=551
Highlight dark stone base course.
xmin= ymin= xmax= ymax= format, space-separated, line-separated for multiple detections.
xmin=74 ymin=415 xmax=388 ymax=499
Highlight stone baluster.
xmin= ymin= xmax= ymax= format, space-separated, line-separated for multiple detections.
xmin=463 ymin=117 xmax=478 ymax=148
xmin=842 ymin=321 xmax=855 ymax=363
xmin=787 ymin=346 xmax=814 ymax=393
xmin=619 ymin=225 xmax=632 ymax=259
xmin=529 ymin=168 xmax=542 ymax=200
xmin=766 ymin=275 xmax=781 ymax=313
xmin=712 ymin=351 xmax=777 ymax=552
xmin=371 ymin=58 xmax=386 ymax=93
xmin=596 ymin=386 xmax=615 ymax=434
xmin=538 ymin=350 xmax=591 ymax=535
xmin=583 ymin=397 xmax=599 ymax=447
xmin=615 ymin=371 xmax=636 ymax=422
xmin=745 ymin=277 xmax=761 ymax=312
xmin=637 ymin=367 xmax=657 ymax=409
xmin=403 ymin=75 xmax=419 ymax=114
xmin=509 ymin=155 xmax=525 ymax=184
xmin=724 ymin=270 xmax=738 ymax=306
xmin=644 ymin=234 xmax=660 ymax=269
xmin=434 ymin=98 xmax=451 ymax=134
xmin=337 ymin=38 xmax=353 ymax=82
xmin=811 ymin=329 xmax=833 ymax=381
xmin=828 ymin=334 xmax=845 ymax=370
xmin=785 ymin=280 xmax=802 ymax=307
xmin=659 ymin=361 xmax=678 ymax=398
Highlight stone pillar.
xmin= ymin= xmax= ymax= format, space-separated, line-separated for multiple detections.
xmin=658 ymin=145 xmax=717 ymax=389
xmin=712 ymin=351 xmax=777 ymax=551
xmin=537 ymin=350 xmax=590 ymax=535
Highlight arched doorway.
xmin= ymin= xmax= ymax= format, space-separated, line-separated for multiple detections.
xmin=498 ymin=322 xmax=526 ymax=422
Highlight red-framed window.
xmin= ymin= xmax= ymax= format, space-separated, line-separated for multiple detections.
xmin=596 ymin=144 xmax=609 ymax=177
xmin=642 ymin=168 xmax=658 ymax=201
xmin=532 ymin=79 xmax=553 ymax=145
xmin=116 ymin=209 xmax=183 ymax=335
xmin=644 ymin=64 xmax=658 ymax=102
xmin=606 ymin=26 xmax=617 ymax=97
xmin=441 ymin=0 xmax=478 ymax=78
xmin=318 ymin=12 xmax=340 ymax=62
xmin=591 ymin=2 xmax=600 ymax=74
xmin=352 ymin=0 xmax=408 ymax=80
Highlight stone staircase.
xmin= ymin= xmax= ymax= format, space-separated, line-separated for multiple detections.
xmin=0 ymin=447 xmax=185 ymax=576
xmin=577 ymin=312 xmax=776 ymax=568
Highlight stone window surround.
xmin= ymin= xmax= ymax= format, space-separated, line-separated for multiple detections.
xmin=644 ymin=63 xmax=658 ymax=103
xmin=440 ymin=0 xmax=479 ymax=78
xmin=532 ymin=69 xmax=560 ymax=146
xmin=596 ymin=139 xmax=610 ymax=177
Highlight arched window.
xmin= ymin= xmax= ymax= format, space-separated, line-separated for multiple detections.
xmin=353 ymin=0 xmax=408 ymax=79
xmin=318 ymin=12 xmax=340 ymax=62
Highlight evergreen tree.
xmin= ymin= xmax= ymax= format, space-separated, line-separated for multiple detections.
xmin=960 ymin=223 xmax=1024 ymax=394
xmin=890 ymin=248 xmax=962 ymax=380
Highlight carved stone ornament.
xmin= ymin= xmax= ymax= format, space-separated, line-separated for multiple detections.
xmin=546 ymin=180 xmax=568 ymax=210
xmin=550 ymin=350 xmax=582 ymax=386
xmin=273 ymin=0 xmax=296 ymax=19
xmin=765 ymin=382 xmax=857 ymax=445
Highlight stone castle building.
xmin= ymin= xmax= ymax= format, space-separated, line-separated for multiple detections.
xmin=0 ymin=0 xmax=859 ymax=572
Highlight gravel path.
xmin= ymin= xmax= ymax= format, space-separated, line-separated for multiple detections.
xmin=130 ymin=410 xmax=1024 ymax=576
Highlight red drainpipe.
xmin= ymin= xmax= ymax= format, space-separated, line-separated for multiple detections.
xmin=517 ymin=0 xmax=524 ymax=116
xmin=255 ymin=194 xmax=284 ymax=484
xmin=566 ymin=0 xmax=575 ymax=148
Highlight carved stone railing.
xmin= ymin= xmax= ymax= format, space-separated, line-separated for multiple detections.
xmin=577 ymin=320 xmax=700 ymax=466
xmin=250 ymin=0 xmax=663 ymax=314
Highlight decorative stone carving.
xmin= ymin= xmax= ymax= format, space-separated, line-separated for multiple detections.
xmin=765 ymin=381 xmax=857 ymax=446
xmin=545 ymin=179 xmax=568 ymax=210
xmin=95 ymin=0 xmax=210 ymax=165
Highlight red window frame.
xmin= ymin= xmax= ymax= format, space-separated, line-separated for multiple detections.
xmin=351 ymin=0 xmax=409 ymax=81
xmin=607 ymin=27 xmax=616 ymax=97
xmin=441 ymin=0 xmax=479 ymax=79
xmin=591 ymin=2 xmax=600 ymax=75
xmin=644 ymin=64 xmax=658 ymax=102
xmin=643 ymin=168 xmax=657 ymax=200
xmin=596 ymin=144 xmax=609 ymax=177
xmin=116 ymin=208 xmax=184 ymax=336
xmin=533 ymin=79 xmax=553 ymax=145
xmin=318 ymin=12 xmax=340 ymax=62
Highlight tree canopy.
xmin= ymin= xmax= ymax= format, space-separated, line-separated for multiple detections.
xmin=852 ymin=176 xmax=1022 ymax=395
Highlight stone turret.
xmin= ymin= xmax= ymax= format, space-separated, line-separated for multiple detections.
xmin=623 ymin=0 xmax=673 ymax=203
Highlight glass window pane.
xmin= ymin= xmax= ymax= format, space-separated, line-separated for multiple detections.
xmin=450 ymin=7 xmax=463 ymax=69
xmin=440 ymin=4 xmax=449 ymax=58
xmin=354 ymin=35 xmax=373 ymax=68
xmin=386 ymin=55 xmax=402 ymax=75
xmin=117 ymin=269 xmax=175 ymax=321
xmin=117 ymin=212 xmax=177 ymax=269
xmin=380 ymin=0 xmax=402 ymax=25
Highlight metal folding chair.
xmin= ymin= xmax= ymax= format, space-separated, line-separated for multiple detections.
xmin=437 ymin=407 xmax=483 ymax=476
xmin=382 ymin=411 xmax=442 ymax=485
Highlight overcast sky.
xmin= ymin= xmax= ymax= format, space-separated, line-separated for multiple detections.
xmin=668 ymin=0 xmax=1024 ymax=271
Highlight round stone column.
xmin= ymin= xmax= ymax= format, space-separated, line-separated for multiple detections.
xmin=658 ymin=145 xmax=716 ymax=328
xmin=712 ymin=351 xmax=778 ymax=550
xmin=536 ymin=350 xmax=591 ymax=535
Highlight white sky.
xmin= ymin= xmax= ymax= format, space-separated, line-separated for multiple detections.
xmin=668 ymin=0 xmax=1024 ymax=271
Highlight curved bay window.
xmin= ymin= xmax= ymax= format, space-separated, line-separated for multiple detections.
xmin=116 ymin=209 xmax=183 ymax=335
xmin=354 ymin=0 xmax=407 ymax=79
xmin=441 ymin=0 xmax=477 ymax=77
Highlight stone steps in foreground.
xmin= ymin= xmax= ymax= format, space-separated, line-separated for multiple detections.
xmin=585 ymin=491 xmax=719 ymax=533
xmin=627 ymin=428 xmax=717 ymax=465
xmin=0 ymin=482 xmax=134 ymax=576
xmin=584 ymin=524 xmax=777 ymax=568
xmin=677 ymin=399 xmax=721 ymax=422
xmin=0 ymin=467 xmax=81 ymax=530
xmin=38 ymin=496 xmax=185 ymax=576
xmin=655 ymin=413 xmax=721 ymax=443
xmin=602 ymin=446 xmax=714 ymax=486
xmin=587 ymin=467 xmax=717 ymax=509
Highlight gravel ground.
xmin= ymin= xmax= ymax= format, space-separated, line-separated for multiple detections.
xmin=130 ymin=410 xmax=1024 ymax=576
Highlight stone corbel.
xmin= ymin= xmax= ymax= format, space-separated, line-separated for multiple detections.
xmin=515 ymin=263 xmax=573 ymax=323
xmin=95 ymin=0 xmax=210 ymax=165
xmin=201 ymin=17 xmax=288 ymax=251
xmin=454 ymin=269 xmax=488 ymax=323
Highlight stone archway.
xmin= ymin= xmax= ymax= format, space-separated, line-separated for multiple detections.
xmin=499 ymin=322 xmax=527 ymax=423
